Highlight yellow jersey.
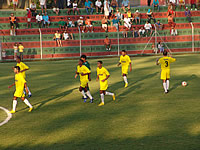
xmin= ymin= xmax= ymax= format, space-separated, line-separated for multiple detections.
xmin=77 ymin=65 xmax=91 ymax=82
xmin=158 ymin=56 xmax=176 ymax=70
xmin=18 ymin=45 xmax=24 ymax=53
xmin=16 ymin=62 xmax=29 ymax=79
xmin=120 ymin=55 xmax=131 ymax=67
xmin=15 ymin=73 xmax=26 ymax=94
xmin=127 ymin=12 xmax=132 ymax=18
xmin=97 ymin=67 xmax=110 ymax=81
xmin=55 ymin=33 xmax=61 ymax=39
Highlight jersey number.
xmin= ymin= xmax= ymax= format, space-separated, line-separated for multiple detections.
xmin=165 ymin=61 xmax=168 ymax=67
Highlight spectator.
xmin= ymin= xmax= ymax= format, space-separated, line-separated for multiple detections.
xmin=85 ymin=0 xmax=93 ymax=15
xmin=146 ymin=9 xmax=156 ymax=23
xmin=25 ymin=8 xmax=32 ymax=28
xmin=111 ymin=16 xmax=120 ymax=31
xmin=144 ymin=21 xmax=152 ymax=36
xmin=52 ymin=0 xmax=59 ymax=15
xmin=124 ymin=15 xmax=132 ymax=30
xmin=58 ymin=18 xmax=66 ymax=30
xmin=36 ymin=13 xmax=43 ymax=28
xmin=170 ymin=26 xmax=178 ymax=36
xmin=2 ymin=49 xmax=6 ymax=61
xmin=167 ymin=8 xmax=175 ymax=17
xmin=152 ymin=43 xmax=157 ymax=53
xmin=13 ymin=0 xmax=18 ymax=11
xmin=138 ymin=26 xmax=146 ymax=37
xmin=169 ymin=0 xmax=176 ymax=10
xmin=155 ymin=20 xmax=163 ymax=30
xmin=178 ymin=0 xmax=186 ymax=9
xmin=185 ymin=7 xmax=192 ymax=22
xmin=53 ymin=30 xmax=62 ymax=47
xmin=39 ymin=0 xmax=47 ymax=14
xmin=104 ymin=36 xmax=111 ymax=51
xmin=127 ymin=9 xmax=132 ymax=21
xmin=152 ymin=0 xmax=160 ymax=11
xmin=110 ymin=0 xmax=118 ymax=15
xmin=115 ymin=9 xmax=123 ymax=20
xmin=122 ymin=0 xmax=130 ymax=13
xmin=134 ymin=10 xmax=141 ymax=24
xmin=77 ymin=16 xmax=86 ymax=33
xmin=66 ymin=17 xmax=75 ymax=30
xmin=85 ymin=16 xmax=94 ymax=33
xmin=147 ymin=0 xmax=151 ymax=6
xmin=18 ymin=43 xmax=24 ymax=61
xmin=104 ymin=0 xmax=110 ymax=19
xmin=157 ymin=42 xmax=164 ymax=53
xmin=9 ymin=13 xmax=18 ymax=36
xmin=132 ymin=27 xmax=139 ymax=38
xmin=101 ymin=16 xmax=108 ymax=32
xmin=95 ymin=0 xmax=103 ymax=14
xmin=191 ymin=0 xmax=197 ymax=10
xmin=66 ymin=0 xmax=73 ymax=15
xmin=63 ymin=30 xmax=74 ymax=40
xmin=58 ymin=0 xmax=64 ymax=9
xmin=43 ymin=13 xmax=50 ymax=28
xmin=73 ymin=1 xmax=80 ymax=15
xmin=122 ymin=27 xmax=128 ymax=38
xmin=168 ymin=15 xmax=176 ymax=27
xmin=30 ymin=1 xmax=37 ymax=17
xmin=13 ymin=43 xmax=18 ymax=60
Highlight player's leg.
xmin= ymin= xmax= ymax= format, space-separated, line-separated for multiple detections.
xmin=99 ymin=90 xmax=105 ymax=106
xmin=85 ymin=83 xmax=94 ymax=103
xmin=166 ymin=78 xmax=169 ymax=91
xmin=21 ymin=97 xmax=33 ymax=112
xmin=105 ymin=91 xmax=115 ymax=101
xmin=162 ymin=80 xmax=168 ymax=93
xmin=10 ymin=96 xmax=18 ymax=113
xmin=161 ymin=70 xmax=168 ymax=93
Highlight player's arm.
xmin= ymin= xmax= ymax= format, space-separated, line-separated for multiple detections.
xmin=88 ymin=73 xmax=91 ymax=81
xmin=24 ymin=83 xmax=29 ymax=94
xmin=102 ymin=75 xmax=110 ymax=82
xmin=129 ymin=62 xmax=132 ymax=72
xmin=156 ymin=59 xmax=160 ymax=65
xmin=117 ymin=62 xmax=121 ymax=67
xmin=96 ymin=75 xmax=99 ymax=81
xmin=8 ymin=83 xmax=15 ymax=88
xmin=20 ymin=63 xmax=29 ymax=72
xmin=75 ymin=71 xmax=79 ymax=78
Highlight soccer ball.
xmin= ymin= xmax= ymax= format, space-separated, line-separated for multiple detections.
xmin=182 ymin=81 xmax=187 ymax=87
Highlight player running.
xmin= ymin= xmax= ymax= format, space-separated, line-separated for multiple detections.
xmin=156 ymin=51 xmax=176 ymax=94
xmin=8 ymin=66 xmax=33 ymax=113
xmin=96 ymin=61 xmax=115 ymax=106
xmin=16 ymin=56 xmax=32 ymax=97
xmin=118 ymin=50 xmax=132 ymax=88
xmin=75 ymin=59 xmax=94 ymax=103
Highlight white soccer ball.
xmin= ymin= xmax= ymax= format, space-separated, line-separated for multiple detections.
xmin=182 ymin=81 xmax=187 ymax=87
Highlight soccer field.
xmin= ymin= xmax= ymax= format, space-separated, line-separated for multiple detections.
xmin=0 ymin=54 xmax=200 ymax=150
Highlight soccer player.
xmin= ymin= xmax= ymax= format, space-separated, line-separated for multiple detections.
xmin=96 ymin=61 xmax=115 ymax=106
xmin=16 ymin=56 xmax=32 ymax=97
xmin=156 ymin=51 xmax=176 ymax=94
xmin=75 ymin=59 xmax=94 ymax=103
xmin=8 ymin=66 xmax=33 ymax=113
xmin=118 ymin=50 xmax=132 ymax=88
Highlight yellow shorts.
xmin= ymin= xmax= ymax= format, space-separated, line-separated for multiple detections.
xmin=100 ymin=81 xmax=108 ymax=91
xmin=122 ymin=66 xmax=128 ymax=75
xmin=160 ymin=69 xmax=170 ymax=80
xmin=14 ymin=90 xmax=25 ymax=98
xmin=80 ymin=80 xmax=88 ymax=88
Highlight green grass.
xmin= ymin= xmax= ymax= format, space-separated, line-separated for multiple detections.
xmin=0 ymin=54 xmax=200 ymax=150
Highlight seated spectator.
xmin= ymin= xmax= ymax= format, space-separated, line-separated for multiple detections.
xmin=73 ymin=1 xmax=80 ymax=15
xmin=169 ymin=0 xmax=176 ymax=10
xmin=58 ymin=0 xmax=64 ymax=9
xmin=146 ymin=9 xmax=156 ymax=24
xmin=111 ymin=16 xmax=120 ymax=31
xmin=53 ymin=30 xmax=62 ymax=47
xmin=122 ymin=0 xmax=130 ymax=13
xmin=95 ymin=0 xmax=103 ymax=14
xmin=155 ymin=20 xmax=163 ymax=30
xmin=77 ymin=16 xmax=86 ymax=33
xmin=13 ymin=43 xmax=18 ymax=60
xmin=157 ymin=42 xmax=164 ymax=53
xmin=85 ymin=0 xmax=93 ymax=15
xmin=132 ymin=27 xmax=139 ymax=38
xmin=170 ymin=26 xmax=178 ymax=36
xmin=101 ymin=16 xmax=108 ymax=32
xmin=152 ymin=0 xmax=160 ymax=11
xmin=63 ymin=30 xmax=74 ymax=40
xmin=52 ymin=0 xmax=60 ymax=15
xmin=58 ymin=18 xmax=66 ymax=30
xmin=66 ymin=18 xmax=75 ymax=29
xmin=134 ymin=10 xmax=141 ymax=24
xmin=104 ymin=0 xmax=110 ymax=19
xmin=9 ymin=13 xmax=18 ymax=36
xmin=43 ymin=13 xmax=50 ymax=28
xmin=39 ymin=0 xmax=47 ymax=14
xmin=124 ymin=15 xmax=132 ymax=30
xmin=178 ymin=0 xmax=186 ymax=9
xmin=127 ymin=9 xmax=132 ymax=21
xmin=138 ymin=27 xmax=146 ymax=37
xmin=36 ymin=13 xmax=43 ymax=28
xmin=168 ymin=15 xmax=176 ymax=27
xmin=85 ymin=17 xmax=94 ymax=33
xmin=185 ymin=7 xmax=192 ymax=22
xmin=122 ymin=27 xmax=128 ymax=38
xmin=167 ymin=8 xmax=175 ymax=17
xmin=104 ymin=36 xmax=111 ymax=51
xmin=115 ymin=10 xmax=123 ymax=20
xmin=30 ymin=1 xmax=37 ymax=17
xmin=66 ymin=0 xmax=73 ymax=15
xmin=144 ymin=21 xmax=152 ymax=36
xmin=110 ymin=0 xmax=118 ymax=15
xmin=191 ymin=0 xmax=197 ymax=10
xmin=25 ymin=8 xmax=32 ymax=28
xmin=13 ymin=0 xmax=18 ymax=11
xmin=18 ymin=43 xmax=24 ymax=61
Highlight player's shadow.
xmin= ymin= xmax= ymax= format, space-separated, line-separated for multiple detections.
xmin=133 ymin=71 xmax=159 ymax=85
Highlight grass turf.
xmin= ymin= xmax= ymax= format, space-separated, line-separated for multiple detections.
xmin=0 ymin=54 xmax=200 ymax=150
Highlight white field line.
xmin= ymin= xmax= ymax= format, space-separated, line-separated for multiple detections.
xmin=0 ymin=106 xmax=12 ymax=126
